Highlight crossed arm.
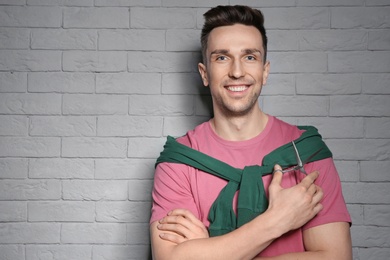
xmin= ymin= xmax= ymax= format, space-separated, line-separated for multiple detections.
xmin=150 ymin=166 xmax=352 ymax=260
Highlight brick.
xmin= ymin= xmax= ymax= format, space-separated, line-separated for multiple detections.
xmin=365 ymin=118 xmax=390 ymax=139
xmin=30 ymin=116 xmax=96 ymax=137
xmin=166 ymin=29 xmax=201 ymax=51
xmin=0 ymin=201 xmax=26 ymax=222
xmin=328 ymin=51 xmax=390 ymax=73
xmin=0 ymin=137 xmax=60 ymax=157
xmin=342 ymin=182 xmax=390 ymax=204
xmin=163 ymin=116 xmax=209 ymax=137
xmin=298 ymin=30 xmax=367 ymax=51
xmin=94 ymin=158 xmax=155 ymax=180
xmin=128 ymin=51 xmax=200 ymax=73
xmin=162 ymin=73 xmax=207 ymax=95
xmin=260 ymin=74 xmax=295 ymax=96
xmin=129 ymin=95 xmax=194 ymax=116
xmin=0 ymin=245 xmax=25 ymax=260
xmin=0 ymin=72 xmax=27 ymax=93
xmin=127 ymin=223 xmax=150 ymax=244
xmin=194 ymin=95 xmax=213 ymax=116
xmin=364 ymin=205 xmax=390 ymax=227
xmin=96 ymin=201 xmax=151 ymax=222
xmin=31 ymin=29 xmax=97 ymax=50
xmin=0 ymin=223 xmax=60 ymax=243
xmin=331 ymin=7 xmax=390 ymax=29
xmin=61 ymin=223 xmax=127 ymax=243
xmin=334 ymin=160 xmax=359 ymax=182
xmin=366 ymin=0 xmax=390 ymax=5
xmin=0 ymin=158 xmax=28 ymax=179
xmin=0 ymin=28 xmax=29 ymax=50
xmin=27 ymin=0 xmax=94 ymax=6
xmin=93 ymin=245 xmax=151 ymax=260
xmin=330 ymin=95 xmax=390 ymax=117
xmin=99 ymin=29 xmax=165 ymax=51
xmin=360 ymin=161 xmax=390 ymax=182
xmin=267 ymin=52 xmax=327 ymax=73
xmin=62 ymin=137 xmax=127 ymax=158
xmin=327 ymin=139 xmax=390 ymax=161
xmin=63 ymin=51 xmax=127 ymax=72
xmin=297 ymin=0 xmax=365 ymax=6
xmin=296 ymin=117 xmax=364 ymax=139
xmin=0 ymin=0 xmax=25 ymax=5
xmin=262 ymin=8 xmax=330 ymax=29
xmin=362 ymin=73 xmax=390 ymax=94
xmin=131 ymin=7 xmax=196 ymax=29
xmin=128 ymin=180 xmax=153 ymax=201
xmin=351 ymin=225 xmax=390 ymax=247
xmin=128 ymin=137 xmax=166 ymax=159
xmin=263 ymin=96 xmax=329 ymax=117
xmin=0 ymin=179 xmax=61 ymax=200
xmin=64 ymin=7 xmax=129 ymax=28
xmin=96 ymin=73 xmax=161 ymax=94
xmin=62 ymin=180 xmax=128 ymax=200
xmin=346 ymin=204 xmax=363 ymax=225
xmin=358 ymin=248 xmax=390 ymax=260
xmin=0 ymin=93 xmax=61 ymax=115
xmin=369 ymin=30 xmax=390 ymax=50
xmin=97 ymin=116 xmax=163 ymax=137
xmin=0 ymin=6 xmax=61 ymax=27
xmin=0 ymin=50 xmax=61 ymax=71
xmin=296 ymin=73 xmax=361 ymax=95
xmin=63 ymin=94 xmax=128 ymax=115
xmin=26 ymin=245 xmax=92 ymax=260
xmin=28 ymin=201 xmax=95 ymax=222
xmin=266 ymin=30 xmax=299 ymax=51
xmin=0 ymin=115 xmax=28 ymax=136
xmin=163 ymin=0 xmax=229 ymax=7
xmin=95 ymin=0 xmax=161 ymax=6
xmin=29 ymin=158 xmax=94 ymax=179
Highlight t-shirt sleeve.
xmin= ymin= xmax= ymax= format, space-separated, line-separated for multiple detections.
xmin=150 ymin=161 xmax=199 ymax=224
xmin=303 ymin=157 xmax=351 ymax=230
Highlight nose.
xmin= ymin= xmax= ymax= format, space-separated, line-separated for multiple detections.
xmin=229 ymin=59 xmax=245 ymax=79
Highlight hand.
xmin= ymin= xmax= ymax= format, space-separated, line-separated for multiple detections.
xmin=267 ymin=165 xmax=324 ymax=232
xmin=157 ymin=209 xmax=209 ymax=244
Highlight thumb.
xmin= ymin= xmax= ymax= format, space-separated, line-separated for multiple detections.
xmin=270 ymin=164 xmax=283 ymax=187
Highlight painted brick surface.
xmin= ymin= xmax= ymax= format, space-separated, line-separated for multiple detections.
xmin=0 ymin=2 xmax=389 ymax=260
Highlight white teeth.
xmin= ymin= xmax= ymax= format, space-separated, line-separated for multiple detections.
xmin=227 ymin=86 xmax=247 ymax=92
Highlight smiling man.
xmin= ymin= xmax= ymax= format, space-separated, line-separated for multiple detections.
xmin=150 ymin=5 xmax=352 ymax=260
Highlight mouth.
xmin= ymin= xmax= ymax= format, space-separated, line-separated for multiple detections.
xmin=225 ymin=84 xmax=250 ymax=92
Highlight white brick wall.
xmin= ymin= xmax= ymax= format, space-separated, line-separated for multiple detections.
xmin=0 ymin=1 xmax=389 ymax=259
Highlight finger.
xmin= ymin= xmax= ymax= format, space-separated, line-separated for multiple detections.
xmin=271 ymin=164 xmax=283 ymax=186
xmin=168 ymin=209 xmax=208 ymax=233
xmin=312 ymin=185 xmax=324 ymax=204
xmin=158 ymin=222 xmax=187 ymax=237
xmin=159 ymin=232 xmax=186 ymax=244
xmin=300 ymin=171 xmax=319 ymax=189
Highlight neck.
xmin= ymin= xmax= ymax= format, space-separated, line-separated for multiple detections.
xmin=211 ymin=107 xmax=268 ymax=141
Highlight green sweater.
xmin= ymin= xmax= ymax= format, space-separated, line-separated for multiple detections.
xmin=156 ymin=126 xmax=332 ymax=236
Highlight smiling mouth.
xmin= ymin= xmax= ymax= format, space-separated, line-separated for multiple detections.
xmin=226 ymin=85 xmax=249 ymax=92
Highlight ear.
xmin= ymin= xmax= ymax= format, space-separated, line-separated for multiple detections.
xmin=198 ymin=63 xmax=209 ymax=87
xmin=262 ymin=61 xmax=270 ymax=85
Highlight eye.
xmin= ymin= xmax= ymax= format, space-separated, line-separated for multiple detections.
xmin=245 ymin=55 xmax=256 ymax=61
xmin=216 ymin=55 xmax=228 ymax=61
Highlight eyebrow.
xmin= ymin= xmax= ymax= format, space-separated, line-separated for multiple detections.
xmin=210 ymin=48 xmax=263 ymax=56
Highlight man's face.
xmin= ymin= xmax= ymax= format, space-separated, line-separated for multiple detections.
xmin=198 ymin=24 xmax=270 ymax=117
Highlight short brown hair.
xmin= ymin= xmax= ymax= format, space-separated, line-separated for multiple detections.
xmin=200 ymin=5 xmax=268 ymax=63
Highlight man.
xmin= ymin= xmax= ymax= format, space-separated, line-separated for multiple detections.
xmin=150 ymin=5 xmax=352 ymax=259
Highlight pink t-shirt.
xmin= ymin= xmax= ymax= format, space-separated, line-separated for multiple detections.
xmin=151 ymin=116 xmax=351 ymax=256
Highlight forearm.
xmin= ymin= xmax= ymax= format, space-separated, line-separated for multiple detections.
xmin=151 ymin=210 xmax=284 ymax=260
